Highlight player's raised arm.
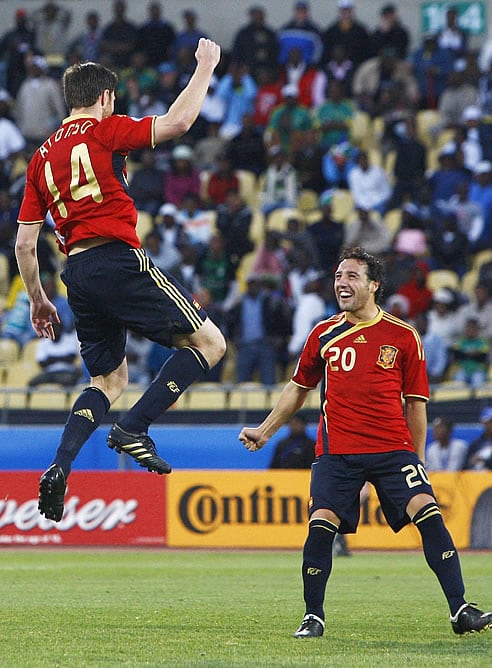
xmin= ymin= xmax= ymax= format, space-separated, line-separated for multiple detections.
xmin=239 ymin=381 xmax=310 ymax=452
xmin=153 ymin=38 xmax=221 ymax=144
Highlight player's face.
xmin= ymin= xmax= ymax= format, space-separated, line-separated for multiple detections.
xmin=334 ymin=258 xmax=379 ymax=320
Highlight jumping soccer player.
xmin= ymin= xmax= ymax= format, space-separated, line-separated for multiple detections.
xmin=16 ymin=38 xmax=225 ymax=522
xmin=239 ymin=246 xmax=492 ymax=637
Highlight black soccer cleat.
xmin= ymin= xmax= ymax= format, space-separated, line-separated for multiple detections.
xmin=294 ymin=614 xmax=325 ymax=638
xmin=107 ymin=423 xmax=172 ymax=474
xmin=451 ymin=603 xmax=492 ymax=635
xmin=38 ymin=464 xmax=66 ymax=522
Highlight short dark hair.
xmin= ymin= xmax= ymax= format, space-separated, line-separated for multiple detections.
xmin=63 ymin=62 xmax=118 ymax=109
xmin=338 ymin=246 xmax=385 ymax=303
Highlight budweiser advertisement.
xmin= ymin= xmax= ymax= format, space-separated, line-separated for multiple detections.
xmin=0 ymin=472 xmax=166 ymax=546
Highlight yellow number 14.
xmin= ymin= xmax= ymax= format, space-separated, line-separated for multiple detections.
xmin=45 ymin=142 xmax=103 ymax=218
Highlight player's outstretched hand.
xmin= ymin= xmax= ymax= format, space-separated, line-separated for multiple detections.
xmin=239 ymin=427 xmax=266 ymax=452
xmin=195 ymin=38 xmax=221 ymax=70
xmin=31 ymin=298 xmax=60 ymax=340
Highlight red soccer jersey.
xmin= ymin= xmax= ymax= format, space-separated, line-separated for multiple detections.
xmin=18 ymin=113 xmax=156 ymax=254
xmin=291 ymin=308 xmax=429 ymax=456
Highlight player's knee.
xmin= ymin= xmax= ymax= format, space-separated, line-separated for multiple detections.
xmin=195 ymin=320 xmax=226 ymax=368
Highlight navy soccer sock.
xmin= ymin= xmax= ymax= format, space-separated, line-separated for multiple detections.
xmin=118 ymin=346 xmax=209 ymax=434
xmin=54 ymin=387 xmax=110 ymax=478
xmin=301 ymin=517 xmax=338 ymax=620
xmin=412 ymin=502 xmax=466 ymax=616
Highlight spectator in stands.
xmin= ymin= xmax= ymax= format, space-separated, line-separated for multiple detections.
xmin=164 ymin=144 xmax=201 ymax=207
xmin=266 ymin=84 xmax=312 ymax=155
xmin=397 ymin=259 xmax=433 ymax=321
xmin=128 ymin=149 xmax=164 ymax=219
xmin=468 ymin=160 xmax=492 ymax=252
xmin=322 ymin=44 xmax=355 ymax=97
xmin=322 ymin=0 xmax=370 ymax=69
xmin=347 ymin=150 xmax=391 ymax=215
xmin=313 ymin=79 xmax=354 ymax=150
xmin=28 ymin=315 xmax=80 ymax=389
xmin=269 ymin=413 xmax=315 ymax=469
xmin=67 ymin=11 xmax=103 ymax=65
xmin=155 ymin=61 xmax=181 ymax=112
xmin=305 ymin=190 xmax=345 ymax=272
xmin=142 ymin=228 xmax=181 ymax=275
xmin=386 ymin=117 xmax=427 ymax=210
xmin=287 ymin=247 xmax=320 ymax=307
xmin=321 ymin=141 xmax=358 ymax=189
xmin=287 ymin=270 xmax=326 ymax=358
xmin=414 ymin=311 xmax=448 ymax=385
xmin=457 ymin=282 xmax=492 ymax=343
xmin=226 ymin=113 xmax=266 ymax=176
xmin=253 ymin=66 xmax=283 ymax=131
xmin=260 ymin=145 xmax=298 ymax=219
xmin=156 ymin=202 xmax=190 ymax=252
xmin=344 ymin=207 xmax=391 ymax=255
xmin=197 ymin=234 xmax=238 ymax=319
xmin=278 ymin=1 xmax=322 ymax=67
xmin=116 ymin=50 xmax=159 ymax=114
xmin=216 ymin=62 xmax=257 ymax=140
xmin=252 ymin=230 xmax=288 ymax=282
xmin=447 ymin=180 xmax=483 ymax=246
xmin=228 ymin=273 xmax=292 ymax=386
xmin=32 ymin=1 xmax=71 ymax=74
xmin=465 ymin=406 xmax=492 ymax=470
xmin=174 ymin=45 xmax=196 ymax=90
xmin=215 ymin=189 xmax=254 ymax=269
xmin=280 ymin=46 xmax=327 ymax=109
xmin=15 ymin=54 xmax=66 ymax=153
xmin=0 ymin=189 xmax=20 ymax=278
xmin=173 ymin=9 xmax=207 ymax=56
xmin=0 ymin=90 xmax=26 ymax=190
xmin=352 ymin=45 xmax=419 ymax=118
xmin=437 ymin=62 xmax=479 ymax=131
xmin=426 ymin=416 xmax=469 ymax=472
xmin=427 ymin=145 xmax=470 ymax=211
xmin=451 ymin=316 xmax=489 ymax=388
xmin=291 ymin=127 xmax=326 ymax=194
xmin=100 ymin=0 xmax=138 ymax=69
xmin=370 ymin=4 xmax=409 ymax=60
xmin=194 ymin=119 xmax=227 ymax=172
xmin=0 ymin=8 xmax=36 ymax=97
xmin=176 ymin=192 xmax=214 ymax=259
xmin=392 ymin=203 xmax=429 ymax=260
xmin=429 ymin=211 xmax=469 ymax=276
xmin=453 ymin=120 xmax=482 ymax=174
xmin=437 ymin=6 xmax=468 ymax=63
xmin=409 ymin=33 xmax=454 ymax=110
xmin=205 ymin=153 xmax=240 ymax=209
xmin=427 ymin=287 xmax=462 ymax=350
xmin=231 ymin=6 xmax=279 ymax=82
xmin=125 ymin=331 xmax=152 ymax=386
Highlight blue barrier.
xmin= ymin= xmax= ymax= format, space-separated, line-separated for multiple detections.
xmin=0 ymin=424 xmax=484 ymax=471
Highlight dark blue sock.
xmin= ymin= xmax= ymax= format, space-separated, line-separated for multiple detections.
xmin=119 ymin=347 xmax=209 ymax=434
xmin=301 ymin=517 xmax=338 ymax=620
xmin=54 ymin=387 xmax=110 ymax=478
xmin=413 ymin=503 xmax=466 ymax=616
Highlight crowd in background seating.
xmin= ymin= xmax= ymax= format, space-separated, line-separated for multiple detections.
xmin=1 ymin=0 xmax=492 ymax=403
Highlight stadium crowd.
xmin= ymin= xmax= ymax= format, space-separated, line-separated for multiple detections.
xmin=1 ymin=0 xmax=492 ymax=422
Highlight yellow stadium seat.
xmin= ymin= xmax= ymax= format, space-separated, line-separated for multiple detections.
xmin=0 ymin=338 xmax=20 ymax=384
xmin=384 ymin=209 xmax=402 ymax=239
xmin=474 ymin=382 xmax=492 ymax=399
xmin=460 ymin=270 xmax=479 ymax=297
xmin=228 ymin=382 xmax=270 ymax=410
xmin=426 ymin=269 xmax=460 ymax=292
xmin=416 ymin=110 xmax=441 ymax=147
xmin=266 ymin=207 xmax=298 ymax=233
xmin=331 ymin=189 xmax=354 ymax=222
xmin=349 ymin=111 xmax=371 ymax=150
xmin=471 ymin=249 xmax=492 ymax=272
xmin=185 ymin=384 xmax=228 ymax=410
xmin=236 ymin=251 xmax=257 ymax=292
xmin=136 ymin=210 xmax=154 ymax=242
xmin=297 ymin=189 xmax=319 ymax=215
xmin=432 ymin=381 xmax=472 ymax=402
xmin=236 ymin=170 xmax=259 ymax=208
xmin=249 ymin=209 xmax=265 ymax=246
xmin=0 ymin=253 xmax=9 ymax=298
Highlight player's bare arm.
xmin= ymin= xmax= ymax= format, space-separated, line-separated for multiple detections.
xmin=15 ymin=222 xmax=60 ymax=340
xmin=239 ymin=381 xmax=310 ymax=451
xmin=154 ymin=38 xmax=221 ymax=144
xmin=405 ymin=397 xmax=428 ymax=461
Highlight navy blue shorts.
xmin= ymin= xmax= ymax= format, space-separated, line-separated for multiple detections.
xmin=309 ymin=451 xmax=435 ymax=534
xmin=61 ymin=242 xmax=207 ymax=377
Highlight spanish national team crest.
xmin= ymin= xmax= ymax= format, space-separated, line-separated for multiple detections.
xmin=377 ymin=345 xmax=399 ymax=369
